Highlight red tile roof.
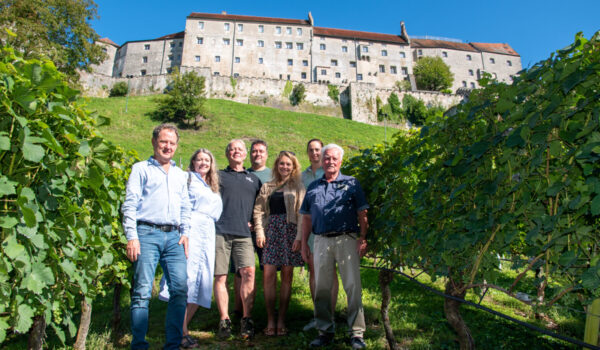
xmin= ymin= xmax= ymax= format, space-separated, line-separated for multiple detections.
xmin=156 ymin=31 xmax=185 ymax=40
xmin=314 ymin=27 xmax=407 ymax=45
xmin=411 ymin=39 xmax=477 ymax=52
xmin=98 ymin=37 xmax=119 ymax=47
xmin=188 ymin=12 xmax=311 ymax=25
xmin=469 ymin=42 xmax=519 ymax=56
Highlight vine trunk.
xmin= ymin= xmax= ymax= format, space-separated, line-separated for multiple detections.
xmin=27 ymin=315 xmax=45 ymax=350
xmin=444 ymin=279 xmax=474 ymax=350
xmin=379 ymin=270 xmax=398 ymax=350
xmin=74 ymin=299 xmax=92 ymax=350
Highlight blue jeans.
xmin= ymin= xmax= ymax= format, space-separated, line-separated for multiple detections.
xmin=131 ymin=226 xmax=187 ymax=350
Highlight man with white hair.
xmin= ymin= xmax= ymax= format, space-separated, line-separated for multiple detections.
xmin=300 ymin=144 xmax=369 ymax=349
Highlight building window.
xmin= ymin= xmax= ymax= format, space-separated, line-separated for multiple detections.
xmin=507 ymin=60 xmax=512 ymax=66
xmin=141 ymin=69 xmax=146 ymax=76
xmin=170 ymin=42 xmax=175 ymax=48
xmin=142 ymin=56 xmax=148 ymax=63
xmin=144 ymin=44 xmax=150 ymax=50
xmin=462 ymin=81 xmax=467 ymax=87
xmin=259 ymin=57 xmax=263 ymax=64
xmin=350 ymin=61 xmax=356 ymax=68
xmin=471 ymin=82 xmax=476 ymax=88
xmin=236 ymin=39 xmax=243 ymax=46
xmin=224 ymin=23 xmax=230 ymax=31
xmin=362 ymin=46 xmax=368 ymax=53
xmin=321 ymin=69 xmax=327 ymax=75
xmin=214 ymin=72 xmax=220 ymax=76
xmin=335 ymin=72 xmax=341 ymax=78
xmin=342 ymin=46 xmax=348 ymax=53
xmin=258 ymin=25 xmax=264 ymax=33
xmin=168 ymin=55 xmax=173 ymax=61
xmin=288 ymin=59 xmax=293 ymax=66
xmin=198 ymin=21 xmax=204 ymax=29
xmin=223 ymin=38 xmax=230 ymax=45
xmin=390 ymin=66 xmax=397 ymax=74
xmin=177 ymin=54 xmax=181 ymax=60
xmin=301 ymin=72 xmax=307 ymax=79
xmin=166 ymin=68 xmax=172 ymax=74
xmin=379 ymin=65 xmax=385 ymax=73
xmin=286 ymin=42 xmax=293 ymax=49
xmin=296 ymin=42 xmax=303 ymax=50
xmin=197 ymin=37 xmax=203 ymax=44
xmin=401 ymin=67 xmax=408 ymax=75
xmin=275 ymin=41 xmax=282 ymax=49
xmin=286 ymin=27 xmax=292 ymax=34
xmin=233 ymin=73 xmax=240 ymax=78
xmin=215 ymin=56 xmax=220 ymax=62
xmin=276 ymin=26 xmax=281 ymax=34
xmin=466 ymin=54 xmax=472 ymax=61
xmin=258 ymin=40 xmax=264 ymax=47
xmin=400 ymin=51 xmax=406 ymax=58
xmin=357 ymin=74 xmax=363 ymax=81
xmin=302 ymin=60 xmax=308 ymax=66
xmin=469 ymin=69 xmax=474 ymax=76
xmin=320 ymin=43 xmax=326 ymax=50
xmin=297 ymin=28 xmax=302 ymax=36
xmin=194 ymin=55 xmax=200 ymax=62
xmin=381 ymin=50 xmax=387 ymax=56
xmin=238 ymin=24 xmax=243 ymax=32
xmin=490 ymin=58 xmax=496 ymax=64
xmin=442 ymin=51 xmax=448 ymax=57
xmin=417 ymin=49 xmax=423 ymax=55
xmin=234 ymin=57 xmax=240 ymax=63
xmin=331 ymin=59 xmax=338 ymax=66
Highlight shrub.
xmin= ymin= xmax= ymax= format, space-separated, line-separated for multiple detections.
xmin=283 ymin=80 xmax=293 ymax=97
xmin=388 ymin=92 xmax=401 ymax=116
xmin=157 ymin=69 xmax=206 ymax=128
xmin=413 ymin=56 xmax=454 ymax=91
xmin=327 ymin=84 xmax=339 ymax=104
xmin=290 ymin=83 xmax=306 ymax=106
xmin=109 ymin=81 xmax=128 ymax=97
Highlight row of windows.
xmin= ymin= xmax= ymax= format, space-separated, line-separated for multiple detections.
xmin=417 ymin=49 xmax=514 ymax=66
xmin=197 ymin=21 xmax=304 ymax=36
xmin=141 ymin=55 xmax=180 ymax=63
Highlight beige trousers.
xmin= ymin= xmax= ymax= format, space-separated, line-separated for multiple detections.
xmin=313 ymin=234 xmax=365 ymax=337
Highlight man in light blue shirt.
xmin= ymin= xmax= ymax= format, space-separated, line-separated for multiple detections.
xmin=122 ymin=124 xmax=191 ymax=350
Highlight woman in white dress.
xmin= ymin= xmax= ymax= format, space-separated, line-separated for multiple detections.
xmin=159 ymin=148 xmax=222 ymax=348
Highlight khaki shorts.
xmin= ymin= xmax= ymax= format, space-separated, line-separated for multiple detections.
xmin=215 ymin=234 xmax=255 ymax=275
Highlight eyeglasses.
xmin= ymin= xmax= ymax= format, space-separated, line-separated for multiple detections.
xmin=279 ymin=150 xmax=296 ymax=156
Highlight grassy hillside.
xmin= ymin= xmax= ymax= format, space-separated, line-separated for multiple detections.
xmin=80 ymin=96 xmax=391 ymax=168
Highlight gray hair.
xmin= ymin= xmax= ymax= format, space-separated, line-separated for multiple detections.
xmin=321 ymin=143 xmax=344 ymax=160
xmin=152 ymin=123 xmax=179 ymax=142
xmin=225 ymin=139 xmax=247 ymax=154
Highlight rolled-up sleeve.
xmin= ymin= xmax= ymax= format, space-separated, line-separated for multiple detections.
xmin=122 ymin=165 xmax=143 ymax=241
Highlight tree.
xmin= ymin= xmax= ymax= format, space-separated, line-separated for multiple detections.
xmin=413 ymin=56 xmax=453 ymax=91
xmin=387 ymin=92 xmax=401 ymax=117
xmin=157 ymin=69 xmax=206 ymax=128
xmin=0 ymin=0 xmax=106 ymax=83
xmin=290 ymin=83 xmax=306 ymax=106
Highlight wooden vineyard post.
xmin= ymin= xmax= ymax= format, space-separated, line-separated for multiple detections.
xmin=584 ymin=298 xmax=600 ymax=347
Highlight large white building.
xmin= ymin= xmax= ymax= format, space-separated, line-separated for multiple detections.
xmin=96 ymin=11 xmax=522 ymax=92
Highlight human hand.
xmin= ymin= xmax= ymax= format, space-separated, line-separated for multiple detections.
xmin=256 ymin=234 xmax=265 ymax=248
xmin=356 ymin=238 xmax=367 ymax=258
xmin=301 ymin=241 xmax=311 ymax=263
xmin=292 ymin=240 xmax=301 ymax=252
xmin=179 ymin=235 xmax=189 ymax=259
xmin=127 ymin=239 xmax=141 ymax=262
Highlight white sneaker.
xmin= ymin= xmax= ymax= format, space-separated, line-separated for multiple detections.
xmin=303 ymin=318 xmax=317 ymax=331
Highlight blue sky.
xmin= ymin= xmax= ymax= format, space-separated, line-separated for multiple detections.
xmin=93 ymin=0 xmax=599 ymax=69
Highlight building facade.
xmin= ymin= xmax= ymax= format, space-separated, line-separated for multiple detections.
xmin=99 ymin=11 xmax=521 ymax=92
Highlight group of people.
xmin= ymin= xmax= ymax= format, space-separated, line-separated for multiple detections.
xmin=122 ymin=123 xmax=370 ymax=349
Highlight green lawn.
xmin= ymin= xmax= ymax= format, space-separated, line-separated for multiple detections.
xmin=80 ymin=95 xmax=392 ymax=168
xmin=2 ymin=95 xmax=583 ymax=349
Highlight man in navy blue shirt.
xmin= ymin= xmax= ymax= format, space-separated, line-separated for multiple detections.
xmin=300 ymin=144 xmax=369 ymax=349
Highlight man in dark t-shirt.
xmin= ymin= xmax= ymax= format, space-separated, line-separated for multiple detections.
xmin=214 ymin=139 xmax=261 ymax=340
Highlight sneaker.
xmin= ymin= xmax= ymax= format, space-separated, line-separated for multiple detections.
xmin=310 ymin=333 xmax=334 ymax=348
xmin=180 ymin=334 xmax=199 ymax=349
xmin=350 ymin=336 xmax=366 ymax=349
xmin=217 ymin=318 xmax=232 ymax=339
xmin=240 ymin=317 xmax=255 ymax=340
xmin=303 ymin=318 xmax=317 ymax=331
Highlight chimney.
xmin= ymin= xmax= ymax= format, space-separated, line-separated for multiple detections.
xmin=400 ymin=21 xmax=410 ymax=44
xmin=308 ymin=11 xmax=314 ymax=26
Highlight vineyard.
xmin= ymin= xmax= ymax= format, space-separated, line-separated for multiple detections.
xmin=0 ymin=30 xmax=599 ymax=349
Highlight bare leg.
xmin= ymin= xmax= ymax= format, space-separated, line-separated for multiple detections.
xmin=277 ymin=266 xmax=294 ymax=329
xmin=234 ymin=274 xmax=242 ymax=316
xmin=239 ymin=266 xmax=256 ymax=318
xmin=213 ymin=275 xmax=229 ymax=320
xmin=183 ymin=303 xmax=200 ymax=335
xmin=263 ymin=264 xmax=277 ymax=329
